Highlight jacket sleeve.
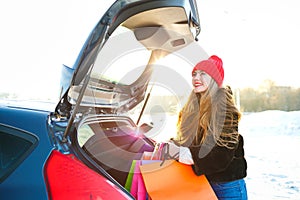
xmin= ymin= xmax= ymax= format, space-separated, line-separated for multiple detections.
xmin=189 ymin=141 xmax=237 ymax=176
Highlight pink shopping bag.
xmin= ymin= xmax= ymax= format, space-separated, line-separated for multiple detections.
xmin=130 ymin=160 xmax=147 ymax=200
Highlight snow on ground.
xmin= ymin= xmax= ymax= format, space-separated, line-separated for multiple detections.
xmin=0 ymin=99 xmax=56 ymax=112
xmin=240 ymin=111 xmax=300 ymax=200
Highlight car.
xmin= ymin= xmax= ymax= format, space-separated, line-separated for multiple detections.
xmin=0 ymin=0 xmax=201 ymax=199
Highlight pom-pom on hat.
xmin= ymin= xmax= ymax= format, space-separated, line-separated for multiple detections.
xmin=192 ymin=55 xmax=224 ymax=87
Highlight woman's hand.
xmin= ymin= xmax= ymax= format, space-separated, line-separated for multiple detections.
xmin=166 ymin=141 xmax=194 ymax=165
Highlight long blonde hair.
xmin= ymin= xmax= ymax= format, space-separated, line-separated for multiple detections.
xmin=175 ymin=80 xmax=241 ymax=149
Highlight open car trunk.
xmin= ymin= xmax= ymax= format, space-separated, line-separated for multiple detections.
xmin=79 ymin=116 xmax=155 ymax=185
xmin=50 ymin=0 xmax=201 ymax=192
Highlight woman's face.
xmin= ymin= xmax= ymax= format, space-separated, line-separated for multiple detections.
xmin=192 ymin=70 xmax=212 ymax=93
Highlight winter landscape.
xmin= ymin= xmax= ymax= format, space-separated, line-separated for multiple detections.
xmin=240 ymin=110 xmax=300 ymax=200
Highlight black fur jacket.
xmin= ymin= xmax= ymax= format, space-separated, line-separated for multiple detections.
xmin=189 ymin=134 xmax=247 ymax=183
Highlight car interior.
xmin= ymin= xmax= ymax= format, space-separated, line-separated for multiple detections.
xmin=80 ymin=117 xmax=154 ymax=185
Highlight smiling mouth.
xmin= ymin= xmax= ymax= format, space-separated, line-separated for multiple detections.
xmin=194 ymin=81 xmax=203 ymax=87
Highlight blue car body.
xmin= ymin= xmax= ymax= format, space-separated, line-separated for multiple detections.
xmin=0 ymin=104 xmax=53 ymax=199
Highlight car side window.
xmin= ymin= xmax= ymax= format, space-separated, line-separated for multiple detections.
xmin=0 ymin=124 xmax=38 ymax=183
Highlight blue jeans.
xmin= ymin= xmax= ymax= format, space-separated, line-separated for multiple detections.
xmin=210 ymin=179 xmax=248 ymax=200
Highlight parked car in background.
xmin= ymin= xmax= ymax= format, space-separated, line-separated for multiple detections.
xmin=0 ymin=0 xmax=201 ymax=199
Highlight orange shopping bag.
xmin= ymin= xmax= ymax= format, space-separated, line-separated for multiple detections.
xmin=139 ymin=160 xmax=217 ymax=200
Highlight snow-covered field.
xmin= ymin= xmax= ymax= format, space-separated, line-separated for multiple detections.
xmin=240 ymin=111 xmax=300 ymax=200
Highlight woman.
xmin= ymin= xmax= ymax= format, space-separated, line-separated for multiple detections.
xmin=167 ymin=55 xmax=248 ymax=200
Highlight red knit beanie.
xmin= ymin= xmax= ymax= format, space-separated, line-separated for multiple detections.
xmin=192 ymin=55 xmax=224 ymax=87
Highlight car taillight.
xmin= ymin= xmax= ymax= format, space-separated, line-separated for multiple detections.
xmin=44 ymin=150 xmax=132 ymax=200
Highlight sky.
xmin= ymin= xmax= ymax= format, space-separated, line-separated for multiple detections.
xmin=197 ymin=0 xmax=300 ymax=89
xmin=1 ymin=0 xmax=300 ymax=101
